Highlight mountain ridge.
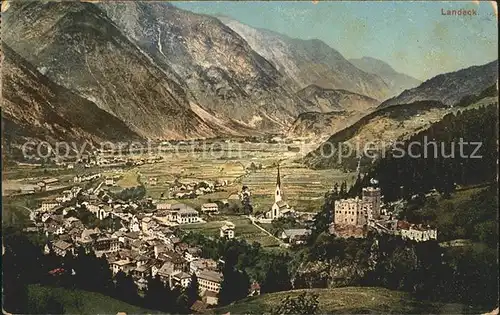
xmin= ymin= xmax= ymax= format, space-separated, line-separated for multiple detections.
xmin=2 ymin=1 xmax=217 ymax=140
xmin=379 ymin=60 xmax=498 ymax=108
xmin=349 ymin=56 xmax=422 ymax=97
xmin=217 ymin=16 xmax=391 ymax=101
xmin=1 ymin=43 xmax=142 ymax=157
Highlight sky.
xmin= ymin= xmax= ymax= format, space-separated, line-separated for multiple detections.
xmin=174 ymin=1 xmax=498 ymax=81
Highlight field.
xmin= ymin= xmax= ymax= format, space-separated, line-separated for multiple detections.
xmin=213 ymin=287 xmax=475 ymax=314
xmin=136 ymin=142 xmax=355 ymax=213
xmin=3 ymin=141 xmax=355 ymax=213
xmin=182 ymin=215 xmax=281 ymax=248
xmin=116 ymin=169 xmax=141 ymax=188
xmin=26 ymin=284 xmax=155 ymax=314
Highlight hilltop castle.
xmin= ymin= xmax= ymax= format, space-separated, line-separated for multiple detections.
xmin=331 ymin=186 xmax=437 ymax=242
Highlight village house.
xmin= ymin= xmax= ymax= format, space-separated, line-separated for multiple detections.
xmin=201 ymin=203 xmax=219 ymax=215
xmin=184 ymin=247 xmax=202 ymax=262
xmin=105 ymin=177 xmax=115 ymax=186
xmin=202 ymin=290 xmax=219 ymax=306
xmin=110 ymin=259 xmax=135 ymax=275
xmin=176 ymin=205 xmax=200 ymax=224
xmin=198 ymin=270 xmax=223 ymax=293
xmin=190 ymin=258 xmax=218 ymax=276
xmin=397 ymin=221 xmax=438 ymax=242
xmin=20 ymin=185 xmax=36 ymax=194
xmin=156 ymin=202 xmax=172 ymax=210
xmin=93 ymin=237 xmax=120 ymax=254
xmin=280 ymin=229 xmax=310 ymax=245
xmin=171 ymin=271 xmax=191 ymax=288
xmin=220 ymin=222 xmax=235 ymax=239
xmin=52 ymin=240 xmax=74 ymax=257
xmin=40 ymin=200 xmax=60 ymax=212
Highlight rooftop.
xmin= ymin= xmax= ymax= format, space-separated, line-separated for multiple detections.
xmin=198 ymin=270 xmax=223 ymax=283
xmin=53 ymin=240 xmax=72 ymax=251
xmin=202 ymin=203 xmax=218 ymax=208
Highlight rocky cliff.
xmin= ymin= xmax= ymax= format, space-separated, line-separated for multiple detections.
xmin=219 ymin=17 xmax=391 ymax=101
xmin=98 ymin=2 xmax=309 ymax=133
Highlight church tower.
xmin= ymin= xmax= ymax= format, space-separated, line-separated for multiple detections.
xmin=275 ymin=164 xmax=282 ymax=203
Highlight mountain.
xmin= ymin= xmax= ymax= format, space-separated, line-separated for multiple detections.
xmin=288 ymin=85 xmax=379 ymax=137
xmin=349 ymin=57 xmax=421 ymax=97
xmin=379 ymin=60 xmax=498 ymax=108
xmin=296 ymin=85 xmax=379 ymax=113
xmin=302 ymin=86 xmax=498 ymax=170
xmin=218 ymin=17 xmax=391 ymax=101
xmin=1 ymin=44 xmax=141 ymax=157
xmin=97 ymin=2 xmax=310 ymax=132
xmin=287 ymin=111 xmax=356 ymax=139
xmin=2 ymin=1 xmax=216 ymax=140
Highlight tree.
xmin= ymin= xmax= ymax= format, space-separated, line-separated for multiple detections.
xmin=261 ymin=260 xmax=292 ymax=294
xmin=114 ymin=271 xmax=140 ymax=305
xmin=186 ymin=273 xmax=200 ymax=306
xmin=218 ymin=266 xmax=250 ymax=306
xmin=270 ymin=292 xmax=320 ymax=315
xmin=144 ymin=275 xmax=172 ymax=312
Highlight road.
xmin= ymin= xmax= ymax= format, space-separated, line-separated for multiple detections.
xmin=246 ymin=215 xmax=285 ymax=246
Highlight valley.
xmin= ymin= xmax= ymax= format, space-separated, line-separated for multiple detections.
xmin=1 ymin=1 xmax=498 ymax=315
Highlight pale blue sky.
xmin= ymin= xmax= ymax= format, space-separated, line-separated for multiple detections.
xmin=174 ymin=1 xmax=498 ymax=81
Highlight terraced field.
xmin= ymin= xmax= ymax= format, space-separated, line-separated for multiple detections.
xmin=135 ymin=142 xmax=355 ymax=213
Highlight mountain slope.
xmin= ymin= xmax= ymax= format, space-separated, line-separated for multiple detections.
xmin=98 ymin=2 xmax=310 ymax=132
xmin=1 ymin=44 xmax=141 ymax=155
xmin=218 ymin=17 xmax=391 ymax=101
xmin=2 ymin=1 xmax=215 ymax=140
xmin=379 ymin=60 xmax=498 ymax=108
xmin=288 ymin=85 xmax=380 ymax=138
xmin=296 ymin=84 xmax=379 ymax=113
xmin=349 ymin=56 xmax=421 ymax=97
xmin=302 ymin=86 xmax=498 ymax=170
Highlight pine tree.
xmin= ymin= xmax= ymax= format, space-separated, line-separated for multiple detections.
xmin=186 ymin=273 xmax=200 ymax=306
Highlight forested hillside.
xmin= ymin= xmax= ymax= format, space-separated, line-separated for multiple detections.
xmin=368 ymin=103 xmax=497 ymax=202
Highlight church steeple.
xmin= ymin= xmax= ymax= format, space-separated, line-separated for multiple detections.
xmin=275 ymin=164 xmax=282 ymax=203
xmin=276 ymin=164 xmax=281 ymax=188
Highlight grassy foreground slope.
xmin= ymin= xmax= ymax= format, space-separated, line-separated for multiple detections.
xmin=213 ymin=287 xmax=472 ymax=314
xmin=27 ymin=284 xmax=155 ymax=314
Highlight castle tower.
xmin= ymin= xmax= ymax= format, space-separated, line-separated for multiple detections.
xmin=362 ymin=187 xmax=381 ymax=220
xmin=274 ymin=164 xmax=282 ymax=203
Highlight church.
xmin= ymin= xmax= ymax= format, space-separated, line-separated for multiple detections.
xmin=266 ymin=165 xmax=294 ymax=220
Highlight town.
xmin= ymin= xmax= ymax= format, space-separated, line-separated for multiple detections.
xmin=16 ymin=161 xmax=439 ymax=310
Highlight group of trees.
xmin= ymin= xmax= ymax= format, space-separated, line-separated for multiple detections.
xmin=182 ymin=232 xmax=295 ymax=305
xmin=400 ymin=185 xmax=498 ymax=246
xmin=298 ymin=231 xmax=498 ymax=309
xmin=2 ymin=228 xmax=201 ymax=314
xmin=114 ymin=185 xmax=146 ymax=201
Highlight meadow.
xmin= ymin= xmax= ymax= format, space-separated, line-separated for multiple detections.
xmin=182 ymin=215 xmax=281 ymax=248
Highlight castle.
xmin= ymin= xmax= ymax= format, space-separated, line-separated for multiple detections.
xmin=332 ymin=186 xmax=437 ymax=242
xmin=331 ymin=187 xmax=381 ymax=238
xmin=334 ymin=187 xmax=382 ymax=226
